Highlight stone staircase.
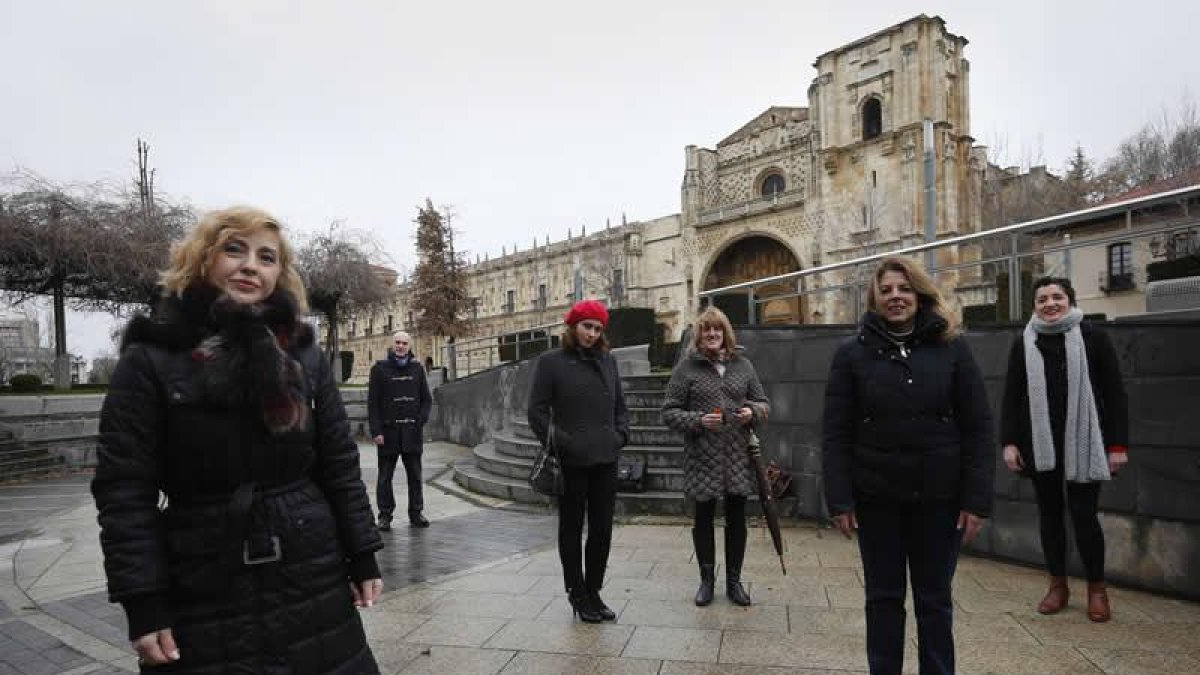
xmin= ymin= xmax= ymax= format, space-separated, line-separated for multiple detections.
xmin=452 ymin=373 xmax=795 ymax=515
xmin=452 ymin=374 xmax=696 ymax=513
xmin=0 ymin=424 xmax=64 ymax=482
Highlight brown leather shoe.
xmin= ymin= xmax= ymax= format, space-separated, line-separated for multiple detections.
xmin=1037 ymin=576 xmax=1070 ymax=614
xmin=1087 ymin=581 xmax=1111 ymax=622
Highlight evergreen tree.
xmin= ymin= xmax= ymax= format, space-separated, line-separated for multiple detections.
xmin=1063 ymin=144 xmax=1096 ymax=206
xmin=411 ymin=199 xmax=469 ymax=339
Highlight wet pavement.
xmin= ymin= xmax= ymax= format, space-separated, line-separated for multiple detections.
xmin=2 ymin=442 xmax=1199 ymax=674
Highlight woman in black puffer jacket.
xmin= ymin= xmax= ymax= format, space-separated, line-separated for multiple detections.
xmin=92 ymin=207 xmax=383 ymax=674
xmin=822 ymin=257 xmax=994 ymax=675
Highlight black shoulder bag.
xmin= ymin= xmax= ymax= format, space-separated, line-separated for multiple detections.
xmin=529 ymin=422 xmax=564 ymax=496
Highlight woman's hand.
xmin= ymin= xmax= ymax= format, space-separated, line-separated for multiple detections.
xmin=351 ymin=578 xmax=384 ymax=608
xmin=734 ymin=407 xmax=753 ymax=426
xmin=832 ymin=512 xmax=857 ymax=539
xmin=132 ymin=628 xmax=179 ymax=667
xmin=1108 ymin=451 xmax=1128 ymax=475
xmin=700 ymin=413 xmax=724 ymax=431
xmin=957 ymin=511 xmax=984 ymax=544
xmin=1002 ymin=444 xmax=1024 ymax=473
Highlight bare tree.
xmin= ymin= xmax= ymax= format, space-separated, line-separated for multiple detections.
xmin=296 ymin=221 xmax=394 ymax=369
xmin=1098 ymin=95 xmax=1200 ymax=197
xmin=0 ymin=170 xmax=192 ymax=388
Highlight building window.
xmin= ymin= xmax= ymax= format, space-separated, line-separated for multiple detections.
xmin=1106 ymin=242 xmax=1134 ymax=291
xmin=760 ymin=172 xmax=785 ymax=197
xmin=350 ymin=320 xmax=357 ymax=337
xmin=386 ymin=315 xmax=393 ymax=332
xmin=610 ymin=269 xmax=624 ymax=305
xmin=862 ymin=97 xmax=882 ymax=140
xmin=407 ymin=311 xmax=414 ymax=327
xmin=537 ymin=284 xmax=547 ymax=311
xmin=365 ymin=317 xmax=374 ymax=336
xmin=504 ymin=289 xmax=515 ymax=314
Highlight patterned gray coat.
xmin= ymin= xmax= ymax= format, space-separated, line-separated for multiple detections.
xmin=661 ymin=349 xmax=771 ymax=500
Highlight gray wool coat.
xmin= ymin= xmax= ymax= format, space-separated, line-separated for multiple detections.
xmin=661 ymin=349 xmax=770 ymax=500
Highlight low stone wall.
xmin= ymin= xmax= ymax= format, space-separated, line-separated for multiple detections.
xmin=0 ymin=388 xmax=373 ymax=468
xmin=734 ymin=322 xmax=1200 ymax=600
xmin=427 ymin=322 xmax=1200 ymax=600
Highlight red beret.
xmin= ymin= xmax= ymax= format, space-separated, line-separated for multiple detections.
xmin=564 ymin=300 xmax=608 ymax=327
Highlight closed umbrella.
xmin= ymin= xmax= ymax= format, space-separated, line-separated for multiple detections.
xmin=746 ymin=426 xmax=786 ymax=575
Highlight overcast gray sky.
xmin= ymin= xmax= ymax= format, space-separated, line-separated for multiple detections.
xmin=3 ymin=0 xmax=1198 ymax=360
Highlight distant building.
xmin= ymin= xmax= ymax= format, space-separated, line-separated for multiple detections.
xmin=1028 ymin=166 xmax=1200 ymax=318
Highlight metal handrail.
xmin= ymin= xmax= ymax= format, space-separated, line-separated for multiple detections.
xmin=698 ymin=184 xmax=1200 ymax=298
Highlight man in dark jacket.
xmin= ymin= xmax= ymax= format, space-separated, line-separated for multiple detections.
xmin=368 ymin=331 xmax=433 ymax=529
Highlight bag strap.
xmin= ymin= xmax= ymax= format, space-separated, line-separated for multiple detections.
xmin=546 ymin=414 xmax=557 ymax=458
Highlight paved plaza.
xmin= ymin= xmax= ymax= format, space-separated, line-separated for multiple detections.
xmin=1 ymin=443 xmax=1199 ymax=674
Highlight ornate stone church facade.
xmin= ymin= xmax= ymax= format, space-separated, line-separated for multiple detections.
xmin=341 ymin=15 xmax=987 ymax=378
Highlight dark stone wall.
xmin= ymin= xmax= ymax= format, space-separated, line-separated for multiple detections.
xmin=429 ymin=321 xmax=1200 ymax=598
xmin=736 ymin=321 xmax=1200 ymax=600
xmin=426 ymin=358 xmax=537 ymax=448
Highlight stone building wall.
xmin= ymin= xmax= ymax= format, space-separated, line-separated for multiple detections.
xmin=342 ymin=14 xmax=988 ymax=374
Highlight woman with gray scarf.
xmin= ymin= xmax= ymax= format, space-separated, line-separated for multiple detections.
xmin=1001 ymin=277 xmax=1128 ymax=622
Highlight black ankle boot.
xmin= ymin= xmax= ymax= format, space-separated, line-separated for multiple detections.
xmin=589 ymin=591 xmax=616 ymax=621
xmin=726 ymin=571 xmax=752 ymax=606
xmin=695 ymin=564 xmax=716 ymax=606
xmin=568 ymin=590 xmax=604 ymax=623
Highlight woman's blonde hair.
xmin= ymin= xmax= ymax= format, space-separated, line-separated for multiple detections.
xmin=692 ymin=306 xmax=738 ymax=354
xmin=866 ymin=256 xmax=960 ymax=339
xmin=159 ymin=206 xmax=308 ymax=312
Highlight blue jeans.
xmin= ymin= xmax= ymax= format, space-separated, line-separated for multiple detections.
xmin=856 ymin=501 xmax=962 ymax=675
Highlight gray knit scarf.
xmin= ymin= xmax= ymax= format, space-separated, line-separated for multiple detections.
xmin=1023 ymin=306 xmax=1110 ymax=482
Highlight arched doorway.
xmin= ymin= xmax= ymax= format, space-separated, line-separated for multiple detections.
xmin=702 ymin=236 xmax=802 ymax=325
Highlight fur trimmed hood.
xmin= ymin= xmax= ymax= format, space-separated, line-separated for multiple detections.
xmin=121 ymin=285 xmax=315 ymax=433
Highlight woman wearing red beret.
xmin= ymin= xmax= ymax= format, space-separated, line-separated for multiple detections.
xmin=527 ymin=300 xmax=630 ymax=623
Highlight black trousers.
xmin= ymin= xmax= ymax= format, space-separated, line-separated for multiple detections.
xmin=1031 ymin=469 xmax=1105 ymax=582
xmin=857 ymin=501 xmax=961 ymax=675
xmin=558 ymin=462 xmax=617 ymax=594
xmin=376 ymin=452 xmax=423 ymax=520
xmin=693 ymin=495 xmax=747 ymax=575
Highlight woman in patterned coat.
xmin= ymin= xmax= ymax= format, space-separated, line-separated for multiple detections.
xmin=662 ymin=307 xmax=770 ymax=607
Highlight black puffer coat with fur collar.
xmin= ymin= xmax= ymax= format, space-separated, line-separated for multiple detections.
xmin=91 ymin=286 xmax=383 ymax=674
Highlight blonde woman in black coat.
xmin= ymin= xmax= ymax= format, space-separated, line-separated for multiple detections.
xmin=662 ymin=307 xmax=770 ymax=607
xmin=1001 ymin=276 xmax=1128 ymax=622
xmin=822 ymin=256 xmax=993 ymax=675
xmin=92 ymin=207 xmax=383 ymax=673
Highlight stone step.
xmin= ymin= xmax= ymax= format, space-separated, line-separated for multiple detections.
xmin=620 ymin=373 xmax=672 ymax=390
xmin=453 ymin=453 xmax=797 ymax=517
xmin=623 ymin=390 xmax=666 ymax=409
xmin=0 ymin=446 xmax=50 ymax=463
xmin=452 ymin=459 xmax=547 ymax=504
xmin=512 ymin=407 xmax=664 ymax=436
xmin=452 ymin=457 xmax=688 ymax=514
xmin=492 ymin=432 xmax=686 ymax=468
xmin=474 ymin=442 xmax=534 ymax=480
xmin=475 ymin=443 xmax=688 ymax=488
xmin=0 ymin=453 xmax=65 ymax=481
xmin=510 ymin=421 xmax=681 ymax=446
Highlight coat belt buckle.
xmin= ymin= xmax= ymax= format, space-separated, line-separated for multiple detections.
xmin=243 ymin=536 xmax=282 ymax=565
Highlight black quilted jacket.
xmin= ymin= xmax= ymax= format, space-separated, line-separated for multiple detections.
xmin=661 ymin=349 xmax=770 ymax=500
xmin=91 ymin=288 xmax=382 ymax=674
xmin=822 ymin=310 xmax=995 ymax=518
